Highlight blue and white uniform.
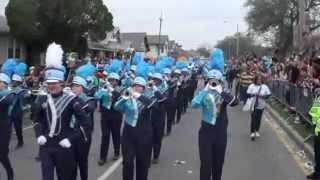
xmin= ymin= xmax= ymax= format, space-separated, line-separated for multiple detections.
xmin=114 ymin=77 xmax=156 ymax=180
xmin=192 ymin=68 xmax=237 ymax=180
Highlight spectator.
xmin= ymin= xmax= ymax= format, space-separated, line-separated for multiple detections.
xmin=239 ymin=64 xmax=254 ymax=103
xmin=247 ymin=73 xmax=271 ymax=141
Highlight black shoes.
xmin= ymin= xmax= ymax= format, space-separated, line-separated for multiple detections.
xmin=15 ymin=142 xmax=24 ymax=149
xmin=98 ymin=159 xmax=106 ymax=166
xmin=152 ymin=158 xmax=159 ymax=164
xmin=113 ymin=154 xmax=120 ymax=161
xmin=307 ymin=172 xmax=320 ymax=179
xmin=35 ymin=156 xmax=41 ymax=162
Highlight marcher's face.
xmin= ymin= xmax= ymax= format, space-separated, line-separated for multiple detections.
xmin=133 ymin=85 xmax=144 ymax=93
xmin=12 ymin=81 xmax=20 ymax=88
xmin=47 ymin=82 xmax=63 ymax=94
xmin=0 ymin=81 xmax=7 ymax=90
xmin=71 ymin=84 xmax=83 ymax=95
xmin=152 ymin=78 xmax=162 ymax=86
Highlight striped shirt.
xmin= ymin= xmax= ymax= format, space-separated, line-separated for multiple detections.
xmin=240 ymin=72 xmax=254 ymax=87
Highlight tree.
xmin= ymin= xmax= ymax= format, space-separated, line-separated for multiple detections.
xmin=5 ymin=0 xmax=114 ymax=54
xmin=5 ymin=0 xmax=42 ymax=45
xmin=245 ymin=0 xmax=320 ymax=57
xmin=215 ymin=33 xmax=268 ymax=59
xmin=196 ymin=47 xmax=210 ymax=58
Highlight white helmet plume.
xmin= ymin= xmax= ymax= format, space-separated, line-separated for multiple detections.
xmin=45 ymin=42 xmax=64 ymax=69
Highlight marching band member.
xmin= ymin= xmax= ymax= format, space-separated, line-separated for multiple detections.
xmin=71 ymin=63 xmax=97 ymax=180
xmin=10 ymin=62 xmax=29 ymax=148
xmin=0 ymin=59 xmax=17 ymax=180
xmin=148 ymin=72 xmax=168 ymax=164
xmin=181 ymin=68 xmax=191 ymax=114
xmin=163 ymin=68 xmax=177 ymax=135
xmin=114 ymin=75 xmax=156 ymax=180
xmin=192 ymin=48 xmax=237 ymax=180
xmin=173 ymin=68 xmax=184 ymax=124
xmin=96 ymin=71 xmax=123 ymax=165
xmin=32 ymin=43 xmax=90 ymax=180
xmin=192 ymin=69 xmax=237 ymax=180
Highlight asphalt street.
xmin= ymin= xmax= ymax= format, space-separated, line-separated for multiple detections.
xmin=1 ymin=104 xmax=306 ymax=180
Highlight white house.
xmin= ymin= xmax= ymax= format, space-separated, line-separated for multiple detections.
xmin=0 ymin=15 xmax=27 ymax=64
xmin=87 ymin=27 xmax=131 ymax=59
xmin=120 ymin=32 xmax=149 ymax=55
xmin=146 ymin=35 xmax=169 ymax=57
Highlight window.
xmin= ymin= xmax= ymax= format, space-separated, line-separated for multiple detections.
xmin=15 ymin=41 xmax=21 ymax=59
xmin=8 ymin=37 xmax=13 ymax=58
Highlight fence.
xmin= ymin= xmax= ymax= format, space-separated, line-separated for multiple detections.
xmin=268 ymin=80 xmax=314 ymax=126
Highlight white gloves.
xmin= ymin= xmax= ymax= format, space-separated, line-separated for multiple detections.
xmin=204 ymin=84 xmax=223 ymax=94
xmin=210 ymin=85 xmax=223 ymax=94
xmin=152 ymin=85 xmax=158 ymax=91
xmin=37 ymin=135 xmax=47 ymax=146
xmin=132 ymin=91 xmax=141 ymax=99
xmin=106 ymin=82 xmax=114 ymax=92
xmin=59 ymin=138 xmax=72 ymax=148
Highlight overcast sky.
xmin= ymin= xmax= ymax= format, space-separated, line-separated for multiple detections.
xmin=0 ymin=0 xmax=248 ymax=50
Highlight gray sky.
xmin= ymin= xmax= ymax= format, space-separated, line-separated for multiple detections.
xmin=0 ymin=0 xmax=248 ymax=50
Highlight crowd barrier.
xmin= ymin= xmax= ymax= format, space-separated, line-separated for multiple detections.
xmin=268 ymin=80 xmax=314 ymax=126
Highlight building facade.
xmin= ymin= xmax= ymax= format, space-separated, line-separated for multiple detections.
xmin=0 ymin=15 xmax=27 ymax=64
xmin=147 ymin=35 xmax=169 ymax=57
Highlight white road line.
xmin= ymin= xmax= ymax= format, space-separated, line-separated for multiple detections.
xmin=264 ymin=114 xmax=309 ymax=175
xmin=23 ymin=125 xmax=34 ymax=131
xmin=97 ymin=157 xmax=123 ymax=180
xmin=12 ymin=125 xmax=34 ymax=135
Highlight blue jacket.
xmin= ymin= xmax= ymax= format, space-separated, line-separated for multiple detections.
xmin=114 ymin=95 xmax=155 ymax=129
xmin=192 ymin=90 xmax=237 ymax=128
xmin=95 ymin=86 xmax=123 ymax=119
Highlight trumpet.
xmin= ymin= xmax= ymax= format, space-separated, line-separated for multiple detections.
xmin=122 ymin=88 xmax=133 ymax=99
xmin=29 ymin=83 xmax=48 ymax=96
xmin=148 ymin=80 xmax=155 ymax=88
xmin=29 ymin=89 xmax=48 ymax=96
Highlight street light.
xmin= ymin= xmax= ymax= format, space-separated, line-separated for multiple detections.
xmin=158 ymin=12 xmax=163 ymax=56
xmin=224 ymin=20 xmax=240 ymax=58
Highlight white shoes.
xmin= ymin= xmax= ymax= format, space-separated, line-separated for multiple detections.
xmin=250 ymin=132 xmax=261 ymax=141
xmin=250 ymin=133 xmax=255 ymax=141
xmin=255 ymin=132 xmax=260 ymax=138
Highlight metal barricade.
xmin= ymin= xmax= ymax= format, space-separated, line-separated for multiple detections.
xmin=268 ymin=80 xmax=313 ymax=126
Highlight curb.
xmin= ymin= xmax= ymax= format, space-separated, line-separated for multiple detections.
xmin=266 ymin=104 xmax=314 ymax=160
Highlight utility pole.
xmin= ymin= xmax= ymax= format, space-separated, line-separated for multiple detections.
xmin=158 ymin=13 xmax=163 ymax=56
xmin=236 ymin=24 xmax=239 ymax=58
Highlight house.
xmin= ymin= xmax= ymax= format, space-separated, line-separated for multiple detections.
xmin=87 ymin=27 xmax=131 ymax=60
xmin=120 ymin=32 xmax=149 ymax=54
xmin=0 ymin=15 xmax=27 ymax=64
xmin=146 ymin=35 xmax=169 ymax=57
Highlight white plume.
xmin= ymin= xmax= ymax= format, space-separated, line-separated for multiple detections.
xmin=45 ymin=42 xmax=64 ymax=68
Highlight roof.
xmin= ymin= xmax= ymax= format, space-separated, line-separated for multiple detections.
xmin=120 ymin=32 xmax=147 ymax=52
xmin=0 ymin=15 xmax=10 ymax=33
xmin=87 ymin=39 xmax=131 ymax=51
xmin=147 ymin=35 xmax=169 ymax=45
